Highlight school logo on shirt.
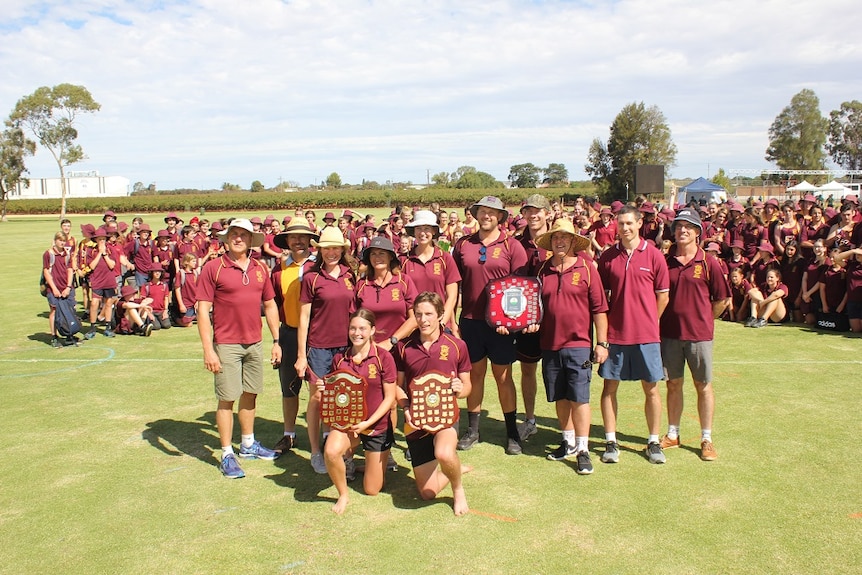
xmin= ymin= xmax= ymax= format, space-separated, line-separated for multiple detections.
xmin=433 ymin=262 xmax=442 ymax=275
xmin=439 ymin=345 xmax=450 ymax=361
xmin=344 ymin=278 xmax=353 ymax=290
xmin=392 ymin=288 xmax=401 ymax=301
xmin=256 ymin=269 xmax=264 ymax=283
xmin=693 ymin=264 xmax=703 ymax=279
xmin=368 ymin=364 xmax=377 ymax=379
xmin=492 ymin=247 xmax=502 ymax=259
xmin=572 ymin=272 xmax=581 ymax=286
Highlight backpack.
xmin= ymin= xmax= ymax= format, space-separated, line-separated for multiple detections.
xmin=54 ymin=295 xmax=82 ymax=338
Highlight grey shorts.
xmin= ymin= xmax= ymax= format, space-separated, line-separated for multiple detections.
xmin=660 ymin=338 xmax=713 ymax=383
xmin=214 ymin=342 xmax=264 ymax=402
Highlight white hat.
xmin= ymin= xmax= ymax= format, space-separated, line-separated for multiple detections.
xmin=218 ymin=218 xmax=266 ymax=248
xmin=405 ymin=210 xmax=441 ymax=237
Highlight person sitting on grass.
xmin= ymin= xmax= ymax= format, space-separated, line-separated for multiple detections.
xmin=142 ymin=268 xmax=172 ymax=330
xmin=727 ymin=267 xmax=752 ymax=323
xmin=746 ymin=269 xmax=788 ymax=328
xmin=115 ymin=285 xmax=154 ymax=337
xmin=316 ymin=309 xmax=397 ymax=515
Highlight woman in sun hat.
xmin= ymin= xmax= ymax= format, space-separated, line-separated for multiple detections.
xmin=402 ymin=210 xmax=461 ymax=333
xmin=295 ymin=226 xmax=357 ymax=474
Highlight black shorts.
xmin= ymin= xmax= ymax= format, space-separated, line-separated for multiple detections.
xmin=278 ymin=324 xmax=302 ymax=398
xmin=406 ymin=433 xmax=436 ymax=468
xmin=359 ymin=425 xmax=395 ymax=453
xmin=515 ymin=330 xmax=541 ymax=363
xmin=459 ymin=317 xmax=516 ymax=365
xmin=92 ymin=287 xmax=117 ymax=299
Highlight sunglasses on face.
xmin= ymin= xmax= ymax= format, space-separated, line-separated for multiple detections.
xmin=478 ymin=245 xmax=487 ymax=264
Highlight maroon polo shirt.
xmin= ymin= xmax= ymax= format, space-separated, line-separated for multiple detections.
xmin=597 ymin=238 xmax=670 ymax=345
xmin=725 ymin=256 xmax=751 ymax=278
xmin=453 ymin=231 xmax=529 ymax=320
xmin=846 ymin=259 xmax=862 ymax=302
xmin=87 ymin=245 xmax=118 ymax=290
xmin=803 ymin=261 xmax=827 ymax=293
xmin=591 ymin=220 xmax=618 ymax=248
xmin=175 ymin=239 xmax=202 ymax=263
xmin=751 ymin=257 xmax=779 ymax=286
xmin=401 ymin=247 xmax=461 ymax=300
xmin=536 ymin=256 xmax=608 ymax=351
xmin=43 ymin=248 xmax=71 ymax=291
xmin=300 ymin=264 xmax=356 ymax=349
xmin=152 ymin=245 xmax=173 ymax=274
xmin=395 ymin=331 xmax=471 ymax=386
xmin=176 ymin=269 xmax=198 ymax=309
xmin=331 ymin=344 xmax=397 ymax=435
xmin=197 ymin=255 xmax=275 ymax=345
xmin=820 ymin=268 xmax=846 ymax=309
xmin=730 ymin=278 xmax=752 ymax=310
xmin=142 ymin=280 xmax=170 ymax=313
xmin=660 ymin=248 xmax=731 ymax=341
xmin=126 ymin=238 xmax=154 ymax=274
xmin=354 ymin=273 xmax=418 ymax=343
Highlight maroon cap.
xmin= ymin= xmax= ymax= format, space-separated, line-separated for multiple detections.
xmin=323 ymin=212 xmax=336 ymax=221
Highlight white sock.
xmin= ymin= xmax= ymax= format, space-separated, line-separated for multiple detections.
xmin=605 ymin=432 xmax=617 ymax=443
xmin=241 ymin=434 xmax=255 ymax=448
xmin=284 ymin=431 xmax=295 ymax=438
xmin=574 ymin=436 xmax=588 ymax=453
xmin=701 ymin=429 xmax=712 ymax=442
xmin=667 ymin=425 xmax=679 ymax=439
xmin=648 ymin=434 xmax=659 ymax=444
xmin=222 ymin=446 xmax=234 ymax=457
xmin=562 ymin=429 xmax=575 ymax=445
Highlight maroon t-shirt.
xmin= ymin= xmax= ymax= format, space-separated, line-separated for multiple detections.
xmin=395 ymin=331 xmax=471 ymax=387
xmin=780 ymin=258 xmax=805 ymax=302
xmin=401 ymin=247 xmax=461 ymax=301
xmin=87 ymin=245 xmax=118 ymax=290
xmin=730 ymin=278 xmax=752 ymax=310
xmin=846 ymin=259 xmax=862 ymax=302
xmin=196 ymin=255 xmax=275 ymax=345
xmin=535 ymin=255 xmax=608 ymax=350
xmin=126 ymin=238 xmax=154 ymax=274
xmin=751 ymin=257 xmax=779 ymax=286
xmin=453 ymin=231 xmax=528 ymax=320
xmin=725 ymin=256 xmax=751 ymax=278
xmin=300 ymin=264 xmax=356 ymax=349
xmin=597 ymin=238 xmax=670 ymax=345
xmin=819 ymin=269 xmax=846 ymax=310
xmin=331 ymin=344 xmax=397 ymax=436
xmin=802 ymin=260 xmax=827 ymax=294
xmin=43 ymin=248 xmax=71 ymax=292
xmin=660 ymin=249 xmax=731 ymax=341
xmin=142 ymin=281 xmax=170 ymax=313
xmin=354 ymin=273 xmax=418 ymax=343
xmin=591 ymin=220 xmax=617 ymax=249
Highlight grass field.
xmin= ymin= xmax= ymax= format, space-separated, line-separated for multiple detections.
xmin=1 ymin=212 xmax=861 ymax=575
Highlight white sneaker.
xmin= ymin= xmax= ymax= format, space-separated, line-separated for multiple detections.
xmin=310 ymin=452 xmax=327 ymax=474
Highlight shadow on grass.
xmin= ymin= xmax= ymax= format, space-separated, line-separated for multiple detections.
xmin=26 ymin=332 xmax=55 ymax=345
xmin=143 ymin=412 xmax=221 ymax=467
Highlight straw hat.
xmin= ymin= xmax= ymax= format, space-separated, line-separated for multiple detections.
xmin=273 ymin=221 xmax=319 ymax=249
xmin=535 ymin=218 xmax=591 ymax=253
xmin=311 ymin=226 xmax=351 ymax=249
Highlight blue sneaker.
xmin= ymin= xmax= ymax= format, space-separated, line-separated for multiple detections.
xmin=238 ymin=440 xmax=279 ymax=460
xmin=103 ymin=328 xmax=115 ymax=338
xmin=84 ymin=330 xmax=96 ymax=340
xmin=220 ymin=453 xmax=245 ymax=479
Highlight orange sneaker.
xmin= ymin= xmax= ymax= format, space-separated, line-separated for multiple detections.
xmin=700 ymin=440 xmax=718 ymax=461
xmin=659 ymin=434 xmax=680 ymax=449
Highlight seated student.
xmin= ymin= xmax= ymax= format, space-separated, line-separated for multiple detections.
xmin=141 ymin=268 xmax=172 ymax=330
xmin=115 ymin=285 xmax=154 ymax=336
xmin=819 ymin=247 xmax=848 ymax=320
xmin=746 ymin=269 xmax=788 ymax=328
xmin=728 ymin=267 xmax=752 ymax=323
xmin=174 ymin=252 xmax=199 ymax=327
xmin=315 ymin=309 xmax=397 ymax=515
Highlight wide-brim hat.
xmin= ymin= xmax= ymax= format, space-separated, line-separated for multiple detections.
xmin=705 ymin=242 xmax=721 ymax=252
xmin=118 ymin=221 xmax=129 ymax=233
xmin=610 ymin=200 xmax=625 ymax=213
xmin=249 ymin=216 xmax=262 ymax=225
xmin=138 ymin=224 xmax=152 ymax=233
xmin=274 ymin=222 xmax=320 ymax=249
xmin=469 ymin=196 xmax=508 ymax=223
xmin=282 ymin=216 xmax=292 ymax=225
xmin=599 ymin=207 xmax=613 ymax=216
xmin=535 ymin=218 xmax=591 ymax=253
xmin=765 ymin=198 xmax=780 ymax=208
xmin=362 ymin=236 xmax=397 ymax=265
xmin=730 ymin=239 xmax=744 ymax=250
xmin=405 ymin=210 xmax=441 ymax=237
xmin=757 ymin=242 xmax=775 ymax=255
xmin=210 ymin=221 xmax=223 ymax=232
xmin=164 ymin=212 xmax=179 ymax=223
xmin=802 ymin=194 xmax=818 ymax=203
xmin=311 ymin=226 xmax=351 ymax=249
xmin=672 ymin=208 xmax=703 ymax=234
xmin=156 ymin=229 xmax=171 ymax=239
xmin=92 ymin=227 xmax=108 ymax=239
xmin=218 ymin=218 xmax=266 ymax=248
xmin=323 ymin=212 xmax=336 ymax=222
xmin=103 ymin=210 xmax=116 ymax=221
xmin=120 ymin=285 xmax=137 ymax=299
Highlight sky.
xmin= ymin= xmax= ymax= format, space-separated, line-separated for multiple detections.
xmin=2 ymin=0 xmax=860 ymax=191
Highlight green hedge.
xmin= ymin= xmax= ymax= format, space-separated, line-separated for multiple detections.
xmin=4 ymin=187 xmax=595 ymax=215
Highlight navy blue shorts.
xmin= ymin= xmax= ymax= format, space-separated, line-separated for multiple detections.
xmin=459 ymin=317 xmax=516 ymax=365
xmin=307 ymin=346 xmax=342 ymax=382
xmin=542 ymin=347 xmax=592 ymax=403
xmin=278 ymin=325 xmax=302 ymax=398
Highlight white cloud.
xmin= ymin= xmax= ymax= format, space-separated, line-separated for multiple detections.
xmin=1 ymin=0 xmax=860 ymax=189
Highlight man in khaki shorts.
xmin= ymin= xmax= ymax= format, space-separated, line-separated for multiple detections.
xmin=196 ymin=219 xmax=283 ymax=478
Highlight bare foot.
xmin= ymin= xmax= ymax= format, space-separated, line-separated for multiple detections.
xmin=332 ymin=495 xmax=349 ymax=515
xmin=452 ymin=486 xmax=469 ymax=517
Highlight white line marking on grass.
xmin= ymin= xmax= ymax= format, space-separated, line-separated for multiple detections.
xmin=0 ymin=346 xmax=116 ymax=379
xmin=0 ymin=358 xmax=198 ymax=363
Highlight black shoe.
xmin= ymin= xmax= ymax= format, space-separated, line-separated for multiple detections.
xmin=273 ymin=435 xmax=295 ymax=454
xmin=51 ymin=337 xmax=62 ymax=348
xmin=404 ymin=447 xmax=412 ymax=461
xmin=744 ymin=317 xmax=757 ymax=327
xmin=576 ymin=451 xmax=594 ymax=475
xmin=547 ymin=440 xmax=576 ymax=461
xmin=505 ymin=437 xmax=522 ymax=455
xmin=457 ymin=430 xmax=479 ymax=451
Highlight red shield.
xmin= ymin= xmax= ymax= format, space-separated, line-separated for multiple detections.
xmin=320 ymin=369 xmax=368 ymax=432
xmin=485 ymin=275 xmax=543 ymax=331
xmin=407 ymin=371 xmax=460 ymax=433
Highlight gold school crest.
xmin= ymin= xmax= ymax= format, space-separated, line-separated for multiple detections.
xmin=392 ymin=288 xmax=401 ymax=301
xmin=256 ymin=269 xmax=264 ymax=283
xmin=571 ymin=272 xmax=581 ymax=286
xmin=344 ymin=278 xmax=353 ymax=290
xmin=439 ymin=344 xmax=450 ymax=361
xmin=433 ymin=262 xmax=442 ymax=275
xmin=693 ymin=264 xmax=703 ymax=279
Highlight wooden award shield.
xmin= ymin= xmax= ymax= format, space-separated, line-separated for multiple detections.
xmin=320 ymin=369 xmax=368 ymax=432
xmin=407 ymin=371 xmax=459 ymax=433
xmin=485 ymin=275 xmax=543 ymax=331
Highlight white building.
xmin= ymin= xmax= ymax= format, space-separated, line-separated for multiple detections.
xmin=9 ymin=171 xmax=130 ymax=199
